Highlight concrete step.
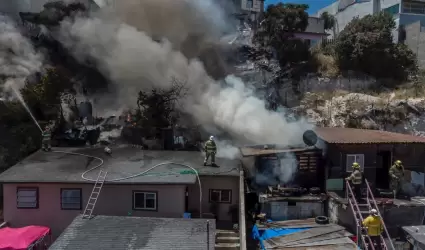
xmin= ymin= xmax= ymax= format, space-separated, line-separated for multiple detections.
xmin=216 ymin=236 xmax=240 ymax=244
xmin=215 ymin=243 xmax=240 ymax=250
xmin=216 ymin=230 xmax=238 ymax=238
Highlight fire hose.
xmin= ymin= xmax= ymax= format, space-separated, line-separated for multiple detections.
xmin=51 ymin=150 xmax=203 ymax=217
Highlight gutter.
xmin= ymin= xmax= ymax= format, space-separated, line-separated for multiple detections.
xmin=239 ymin=170 xmax=247 ymax=250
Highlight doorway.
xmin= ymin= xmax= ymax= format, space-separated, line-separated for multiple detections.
xmin=376 ymin=151 xmax=392 ymax=189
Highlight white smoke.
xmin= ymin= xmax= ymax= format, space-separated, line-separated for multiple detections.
xmin=0 ymin=14 xmax=43 ymax=93
xmin=255 ymin=152 xmax=298 ymax=185
xmin=56 ymin=2 xmax=313 ymax=147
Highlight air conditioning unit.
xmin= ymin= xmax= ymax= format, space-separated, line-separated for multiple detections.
xmin=259 ymin=193 xmax=267 ymax=203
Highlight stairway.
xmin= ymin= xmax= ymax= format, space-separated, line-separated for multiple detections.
xmin=215 ymin=229 xmax=240 ymax=250
xmin=346 ymin=180 xmax=395 ymax=250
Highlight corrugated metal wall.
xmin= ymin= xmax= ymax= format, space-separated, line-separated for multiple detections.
xmin=263 ymin=201 xmax=324 ymax=221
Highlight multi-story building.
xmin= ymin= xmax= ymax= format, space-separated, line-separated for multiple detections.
xmin=315 ymin=0 xmax=425 ymax=41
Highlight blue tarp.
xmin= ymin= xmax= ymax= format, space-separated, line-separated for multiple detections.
xmin=252 ymin=220 xmax=310 ymax=250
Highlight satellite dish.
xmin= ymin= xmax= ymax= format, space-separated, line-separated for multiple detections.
xmin=303 ymin=130 xmax=318 ymax=146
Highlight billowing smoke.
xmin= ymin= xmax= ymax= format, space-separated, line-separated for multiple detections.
xmin=56 ymin=0 xmax=313 ymax=148
xmin=255 ymin=153 xmax=298 ymax=186
xmin=0 ymin=14 xmax=43 ymax=93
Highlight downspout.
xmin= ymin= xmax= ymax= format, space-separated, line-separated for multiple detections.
xmin=239 ymin=169 xmax=247 ymax=250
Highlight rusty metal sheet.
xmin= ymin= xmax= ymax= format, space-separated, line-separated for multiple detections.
xmin=315 ymin=127 xmax=425 ymax=144
xmin=281 ymin=231 xmax=353 ymax=246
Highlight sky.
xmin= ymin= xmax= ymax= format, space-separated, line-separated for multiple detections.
xmin=264 ymin=0 xmax=337 ymax=14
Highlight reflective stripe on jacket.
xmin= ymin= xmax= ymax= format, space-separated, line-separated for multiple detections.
xmin=362 ymin=215 xmax=384 ymax=236
xmin=205 ymin=140 xmax=217 ymax=153
xmin=42 ymin=131 xmax=51 ymax=141
xmin=348 ymin=169 xmax=363 ymax=185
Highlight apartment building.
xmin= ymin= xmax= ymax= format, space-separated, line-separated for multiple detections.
xmin=315 ymin=0 xmax=425 ymax=41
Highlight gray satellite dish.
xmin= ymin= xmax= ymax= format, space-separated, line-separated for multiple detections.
xmin=303 ymin=130 xmax=318 ymax=146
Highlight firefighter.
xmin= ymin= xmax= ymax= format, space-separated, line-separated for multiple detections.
xmin=345 ymin=162 xmax=363 ymax=201
xmin=204 ymin=136 xmax=217 ymax=166
xmin=41 ymin=126 xmax=52 ymax=152
xmin=362 ymin=209 xmax=384 ymax=250
xmin=389 ymin=160 xmax=405 ymax=199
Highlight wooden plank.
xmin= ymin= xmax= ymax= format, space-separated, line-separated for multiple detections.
xmin=264 ymin=225 xmax=345 ymax=247
xmin=281 ymin=231 xmax=353 ymax=246
xmin=273 ymin=243 xmax=357 ymax=250
xmin=286 ymin=237 xmax=356 ymax=247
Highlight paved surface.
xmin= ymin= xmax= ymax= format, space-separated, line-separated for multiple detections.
xmin=50 ymin=215 xmax=216 ymax=250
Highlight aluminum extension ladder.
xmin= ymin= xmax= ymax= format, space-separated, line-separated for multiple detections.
xmin=82 ymin=170 xmax=108 ymax=219
xmin=346 ymin=180 xmax=395 ymax=250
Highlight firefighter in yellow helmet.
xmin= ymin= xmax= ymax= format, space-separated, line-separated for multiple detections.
xmin=345 ymin=162 xmax=363 ymax=201
xmin=204 ymin=136 xmax=217 ymax=166
xmin=389 ymin=160 xmax=404 ymax=199
xmin=362 ymin=209 xmax=384 ymax=250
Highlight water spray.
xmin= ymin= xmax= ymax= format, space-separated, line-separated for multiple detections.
xmin=10 ymin=86 xmax=43 ymax=132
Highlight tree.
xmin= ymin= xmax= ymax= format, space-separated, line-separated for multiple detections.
xmin=334 ymin=12 xmax=417 ymax=81
xmin=320 ymin=11 xmax=336 ymax=31
xmin=135 ymin=79 xmax=186 ymax=137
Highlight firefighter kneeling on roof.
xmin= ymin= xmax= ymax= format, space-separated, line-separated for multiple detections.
xmin=362 ymin=209 xmax=384 ymax=250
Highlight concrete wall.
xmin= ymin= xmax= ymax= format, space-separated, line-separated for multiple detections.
xmin=3 ymin=183 xmax=186 ymax=238
xmin=187 ymin=176 xmax=240 ymax=221
xmin=262 ymin=201 xmax=324 ymax=220
xmin=405 ymin=20 xmax=425 ymax=67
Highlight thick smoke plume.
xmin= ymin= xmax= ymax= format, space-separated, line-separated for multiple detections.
xmin=57 ymin=0 xmax=313 ymax=147
xmin=0 ymin=14 xmax=43 ymax=93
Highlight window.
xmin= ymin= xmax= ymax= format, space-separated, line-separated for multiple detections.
xmin=346 ymin=154 xmax=365 ymax=172
xmin=61 ymin=189 xmax=82 ymax=210
xmin=133 ymin=191 xmax=157 ymax=210
xmin=383 ymin=4 xmax=400 ymax=15
xmin=17 ymin=187 xmax=38 ymax=209
xmin=246 ymin=0 xmax=253 ymax=9
xmin=209 ymin=189 xmax=232 ymax=203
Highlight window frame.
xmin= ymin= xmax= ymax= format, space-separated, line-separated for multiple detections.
xmin=246 ymin=0 xmax=253 ymax=9
xmin=60 ymin=188 xmax=82 ymax=210
xmin=132 ymin=191 xmax=158 ymax=211
xmin=346 ymin=154 xmax=365 ymax=172
xmin=209 ymin=189 xmax=232 ymax=204
xmin=16 ymin=187 xmax=39 ymax=209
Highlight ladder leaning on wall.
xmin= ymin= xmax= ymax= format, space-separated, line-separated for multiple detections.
xmin=346 ymin=180 xmax=395 ymax=250
xmin=82 ymin=170 xmax=108 ymax=219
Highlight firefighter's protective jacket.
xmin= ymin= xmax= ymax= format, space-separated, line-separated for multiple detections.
xmin=362 ymin=215 xmax=384 ymax=236
xmin=204 ymin=140 xmax=217 ymax=154
xmin=346 ymin=169 xmax=363 ymax=185
xmin=389 ymin=164 xmax=404 ymax=180
xmin=42 ymin=130 xmax=51 ymax=142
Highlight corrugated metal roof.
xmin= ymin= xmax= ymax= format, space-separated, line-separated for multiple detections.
xmin=239 ymin=147 xmax=318 ymax=157
xmin=315 ymin=127 xmax=425 ymax=144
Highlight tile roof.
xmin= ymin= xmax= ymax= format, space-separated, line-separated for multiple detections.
xmin=49 ymin=215 xmax=216 ymax=250
xmin=315 ymin=127 xmax=425 ymax=144
xmin=0 ymin=146 xmax=240 ymax=183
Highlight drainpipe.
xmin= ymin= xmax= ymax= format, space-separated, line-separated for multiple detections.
xmin=207 ymin=220 xmax=210 ymax=250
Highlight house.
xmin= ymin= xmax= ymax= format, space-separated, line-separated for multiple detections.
xmin=294 ymin=17 xmax=328 ymax=47
xmin=240 ymin=145 xmax=326 ymax=221
xmin=49 ymin=215 xmax=216 ymax=250
xmin=312 ymin=127 xmax=425 ymax=237
xmin=0 ymin=145 xmax=241 ymax=239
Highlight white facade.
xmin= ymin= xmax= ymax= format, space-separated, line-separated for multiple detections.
xmin=314 ymin=0 xmax=402 ymax=38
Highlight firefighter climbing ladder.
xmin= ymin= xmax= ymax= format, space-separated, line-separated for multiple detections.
xmin=82 ymin=170 xmax=108 ymax=219
xmin=346 ymin=180 xmax=395 ymax=250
